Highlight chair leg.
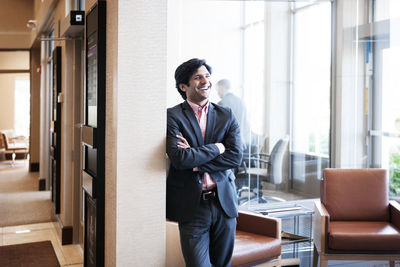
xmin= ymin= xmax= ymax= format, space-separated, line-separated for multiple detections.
xmin=389 ymin=260 xmax=395 ymax=267
xmin=312 ymin=244 xmax=319 ymax=267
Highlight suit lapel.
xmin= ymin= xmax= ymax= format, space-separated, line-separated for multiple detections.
xmin=205 ymin=103 xmax=215 ymax=144
xmin=182 ymin=101 xmax=203 ymax=146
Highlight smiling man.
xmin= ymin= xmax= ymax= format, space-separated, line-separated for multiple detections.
xmin=166 ymin=58 xmax=243 ymax=266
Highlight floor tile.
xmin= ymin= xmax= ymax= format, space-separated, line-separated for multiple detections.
xmin=60 ymin=244 xmax=83 ymax=265
xmin=2 ymin=222 xmax=55 ymax=234
xmin=3 ymin=227 xmax=67 ymax=266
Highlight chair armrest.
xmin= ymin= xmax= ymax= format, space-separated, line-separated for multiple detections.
xmin=252 ymin=153 xmax=271 ymax=158
xmin=313 ymin=200 xmax=330 ymax=253
xmin=237 ymin=211 xmax=281 ymax=239
xmin=247 ymin=157 xmax=270 ymax=164
xmin=389 ymin=200 xmax=400 ymax=229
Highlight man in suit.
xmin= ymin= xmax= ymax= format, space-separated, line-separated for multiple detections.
xmin=166 ymin=58 xmax=243 ymax=267
xmin=217 ymin=79 xmax=251 ymax=150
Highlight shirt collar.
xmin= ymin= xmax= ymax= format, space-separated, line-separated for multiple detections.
xmin=187 ymin=100 xmax=209 ymax=116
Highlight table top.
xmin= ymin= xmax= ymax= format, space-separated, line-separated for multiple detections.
xmin=243 ymin=202 xmax=314 ymax=218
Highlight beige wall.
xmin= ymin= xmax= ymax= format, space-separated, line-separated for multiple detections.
xmin=30 ymin=48 xmax=41 ymax=166
xmin=0 ymin=0 xmax=33 ymax=49
xmin=0 ymin=74 xmax=16 ymax=130
xmin=0 ymin=51 xmax=30 ymax=70
xmin=110 ymin=0 xmax=167 ymax=265
xmin=104 ymin=0 xmax=117 ymax=265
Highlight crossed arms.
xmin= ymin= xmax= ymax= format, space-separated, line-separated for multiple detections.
xmin=166 ymin=111 xmax=243 ymax=173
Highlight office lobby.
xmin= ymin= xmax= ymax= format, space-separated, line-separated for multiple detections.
xmin=0 ymin=0 xmax=400 ymax=266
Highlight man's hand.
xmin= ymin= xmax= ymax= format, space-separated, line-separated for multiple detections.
xmin=176 ymin=134 xmax=190 ymax=149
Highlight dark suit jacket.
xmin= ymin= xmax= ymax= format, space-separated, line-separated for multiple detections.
xmin=166 ymin=101 xmax=243 ymax=223
xmin=218 ymin=92 xmax=251 ymax=148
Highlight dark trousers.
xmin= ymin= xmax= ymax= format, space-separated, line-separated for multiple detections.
xmin=178 ymin=196 xmax=236 ymax=267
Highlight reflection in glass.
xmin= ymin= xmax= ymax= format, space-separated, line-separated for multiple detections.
xmin=87 ymin=32 xmax=98 ymax=128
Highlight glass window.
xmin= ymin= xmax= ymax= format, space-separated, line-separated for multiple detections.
xmin=168 ymin=0 xmax=332 ymax=206
xmin=243 ymin=1 xmax=265 ymax=135
xmin=291 ymin=2 xmax=331 ymax=188
xmin=14 ymin=77 xmax=30 ymax=137
xmin=371 ymin=0 xmax=400 ymax=199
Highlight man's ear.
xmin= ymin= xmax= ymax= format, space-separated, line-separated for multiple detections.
xmin=179 ymin=84 xmax=187 ymax=92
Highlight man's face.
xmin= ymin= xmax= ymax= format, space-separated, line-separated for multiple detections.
xmin=180 ymin=65 xmax=212 ymax=105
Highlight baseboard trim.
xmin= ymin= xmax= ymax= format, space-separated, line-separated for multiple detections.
xmin=54 ymin=215 xmax=73 ymax=245
xmin=38 ymin=178 xmax=46 ymax=191
xmin=30 ymin=162 xmax=39 ymax=172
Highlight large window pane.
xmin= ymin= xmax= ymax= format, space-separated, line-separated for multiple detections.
xmin=291 ymin=2 xmax=331 ymax=195
xmin=167 ymin=0 xmax=332 ymax=206
xmin=371 ymin=0 xmax=400 ymax=199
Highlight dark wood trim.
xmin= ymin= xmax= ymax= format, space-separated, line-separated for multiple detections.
xmin=0 ymin=70 xmax=30 ymax=73
xmin=30 ymin=162 xmax=39 ymax=172
xmin=0 ymin=48 xmax=30 ymax=51
xmin=55 ymin=215 xmax=73 ymax=245
xmin=38 ymin=178 xmax=46 ymax=191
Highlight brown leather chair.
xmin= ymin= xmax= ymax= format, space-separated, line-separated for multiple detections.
xmin=313 ymin=169 xmax=400 ymax=267
xmin=232 ymin=211 xmax=281 ymax=267
xmin=166 ymin=211 xmax=282 ymax=267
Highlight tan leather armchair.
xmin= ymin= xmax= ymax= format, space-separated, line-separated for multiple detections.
xmin=313 ymin=169 xmax=400 ymax=267
xmin=232 ymin=211 xmax=281 ymax=267
xmin=166 ymin=211 xmax=282 ymax=267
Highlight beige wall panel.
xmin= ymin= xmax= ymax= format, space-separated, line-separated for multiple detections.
xmin=30 ymin=48 xmax=41 ymax=165
xmin=0 ymin=51 xmax=30 ymax=70
xmin=0 ymin=74 xmax=16 ymax=130
xmin=86 ymin=0 xmax=98 ymax=13
xmin=31 ymin=0 xmax=59 ymax=46
xmin=0 ymin=0 xmax=33 ymax=49
xmin=0 ymin=35 xmax=31 ymax=49
xmin=105 ymin=0 xmax=117 ymax=265
xmin=115 ymin=0 xmax=167 ymax=265
xmin=51 ymin=0 xmax=75 ymax=228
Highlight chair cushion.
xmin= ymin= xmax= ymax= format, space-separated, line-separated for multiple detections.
xmin=322 ymin=169 xmax=389 ymax=221
xmin=232 ymin=230 xmax=280 ymax=267
xmin=329 ymin=221 xmax=400 ymax=251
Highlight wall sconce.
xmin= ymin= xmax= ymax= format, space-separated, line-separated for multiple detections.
xmin=26 ymin=20 xmax=37 ymax=30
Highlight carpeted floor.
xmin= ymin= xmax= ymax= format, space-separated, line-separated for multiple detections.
xmin=0 ymin=161 xmax=54 ymax=227
xmin=0 ymin=241 xmax=60 ymax=267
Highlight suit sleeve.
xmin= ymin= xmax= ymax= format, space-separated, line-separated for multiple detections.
xmin=167 ymin=110 xmax=221 ymax=170
xmin=198 ymin=112 xmax=243 ymax=173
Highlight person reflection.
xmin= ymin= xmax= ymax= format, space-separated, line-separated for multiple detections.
xmin=217 ymin=79 xmax=251 ymax=150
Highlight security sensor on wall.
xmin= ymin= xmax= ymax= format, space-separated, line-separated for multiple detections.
xmin=26 ymin=20 xmax=37 ymax=30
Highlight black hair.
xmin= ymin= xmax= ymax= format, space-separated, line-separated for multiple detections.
xmin=174 ymin=58 xmax=212 ymax=100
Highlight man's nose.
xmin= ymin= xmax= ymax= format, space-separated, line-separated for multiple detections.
xmin=200 ymin=76 xmax=208 ymax=83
